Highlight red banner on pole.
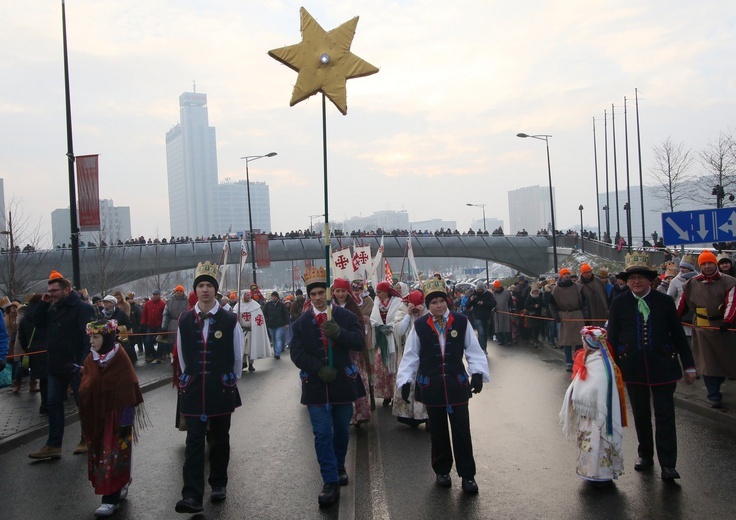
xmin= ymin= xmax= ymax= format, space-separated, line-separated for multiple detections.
xmin=255 ymin=233 xmax=270 ymax=268
xmin=76 ymin=154 xmax=100 ymax=231
xmin=293 ymin=265 xmax=301 ymax=281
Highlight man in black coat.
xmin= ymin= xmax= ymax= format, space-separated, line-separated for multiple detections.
xmin=29 ymin=270 xmax=95 ymax=460
xmin=290 ymin=267 xmax=365 ymax=507
xmin=607 ymin=254 xmax=696 ymax=480
xmin=465 ymin=281 xmax=496 ymax=353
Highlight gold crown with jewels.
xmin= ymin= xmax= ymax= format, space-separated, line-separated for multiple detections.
xmin=303 ymin=265 xmax=327 ymax=287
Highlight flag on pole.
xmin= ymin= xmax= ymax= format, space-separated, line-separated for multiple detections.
xmin=354 ymin=244 xmax=372 ymax=281
xmin=407 ymin=237 xmax=421 ymax=283
xmin=237 ymin=236 xmax=247 ymax=302
xmin=384 ymin=258 xmax=394 ymax=284
xmin=370 ymin=237 xmax=385 ymax=288
xmin=218 ymin=236 xmax=230 ymax=289
xmin=331 ymin=246 xmax=353 ymax=280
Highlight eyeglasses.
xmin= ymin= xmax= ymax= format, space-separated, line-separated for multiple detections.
xmin=47 ymin=288 xmax=63 ymax=293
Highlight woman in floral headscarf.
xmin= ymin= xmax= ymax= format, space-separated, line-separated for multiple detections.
xmin=370 ymin=281 xmax=407 ymax=407
xmin=79 ymin=319 xmax=145 ymax=517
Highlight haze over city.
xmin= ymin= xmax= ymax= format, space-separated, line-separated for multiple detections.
xmin=2 ymin=1 xmax=735 ymax=248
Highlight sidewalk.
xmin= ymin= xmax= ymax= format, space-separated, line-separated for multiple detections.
xmin=539 ymin=340 xmax=736 ymax=429
xmin=0 ymin=358 xmax=172 ymax=454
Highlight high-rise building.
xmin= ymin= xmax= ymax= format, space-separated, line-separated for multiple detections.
xmin=213 ymin=180 xmax=272 ymax=234
xmin=166 ymin=92 xmax=219 ymax=238
xmin=508 ymin=185 xmax=555 ymax=234
xmin=343 ymin=210 xmax=410 ymax=233
xmin=166 ymin=91 xmax=272 ymax=238
xmin=51 ymin=199 xmax=132 ymax=246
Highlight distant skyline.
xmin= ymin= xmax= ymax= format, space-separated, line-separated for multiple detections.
xmin=2 ymin=1 xmax=735 ymax=248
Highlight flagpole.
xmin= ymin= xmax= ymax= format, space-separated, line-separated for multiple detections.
xmin=322 ymin=93 xmax=333 ymax=368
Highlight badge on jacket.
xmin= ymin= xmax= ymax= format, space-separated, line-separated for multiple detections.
xmin=214 ymin=330 xmax=223 ymax=339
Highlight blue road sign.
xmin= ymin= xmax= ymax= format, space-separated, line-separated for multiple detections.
xmin=662 ymin=208 xmax=736 ymax=245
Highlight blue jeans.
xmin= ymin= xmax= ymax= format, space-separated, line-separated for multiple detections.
xmin=473 ymin=319 xmax=491 ymax=352
xmin=47 ymin=372 xmax=81 ymax=447
xmin=269 ymin=326 xmax=287 ymax=357
xmin=307 ymin=404 xmax=353 ymax=484
xmin=563 ymin=345 xmax=581 ymax=366
xmin=703 ymin=375 xmax=726 ymax=402
xmin=547 ymin=321 xmax=558 ymax=346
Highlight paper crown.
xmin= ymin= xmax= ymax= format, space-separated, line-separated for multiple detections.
xmin=624 ymin=252 xmax=652 ymax=271
xmin=194 ymin=261 xmax=219 ymax=288
xmin=422 ymin=276 xmax=447 ymax=299
xmin=303 ymin=266 xmax=327 ymax=288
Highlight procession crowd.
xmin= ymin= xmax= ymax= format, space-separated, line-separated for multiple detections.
xmin=1 ymin=248 xmax=735 ymax=516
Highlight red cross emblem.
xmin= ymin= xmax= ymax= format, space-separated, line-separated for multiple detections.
xmin=335 ymin=255 xmax=349 ymax=269
xmin=255 ymin=314 xmax=264 ymax=326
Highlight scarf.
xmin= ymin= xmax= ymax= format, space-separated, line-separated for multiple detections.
xmin=633 ymin=293 xmax=650 ymax=321
xmin=561 ymin=345 xmax=627 ymax=444
xmin=79 ymin=344 xmax=146 ymax=452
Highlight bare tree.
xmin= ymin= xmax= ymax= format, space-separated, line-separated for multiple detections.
xmin=696 ymin=130 xmax=736 ymax=207
xmin=648 ymin=137 xmax=695 ymax=212
xmin=0 ymin=198 xmax=51 ymax=299
xmin=80 ymin=230 xmax=135 ymax=295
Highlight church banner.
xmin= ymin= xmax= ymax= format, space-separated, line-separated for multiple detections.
xmin=255 ymin=233 xmax=270 ymax=268
xmin=76 ymin=154 xmax=100 ymax=231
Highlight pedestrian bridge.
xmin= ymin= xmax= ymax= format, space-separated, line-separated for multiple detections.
xmin=2 ymin=235 xmax=561 ymax=292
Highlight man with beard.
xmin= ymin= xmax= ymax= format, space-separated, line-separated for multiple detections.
xmin=28 ymin=270 xmax=96 ymax=460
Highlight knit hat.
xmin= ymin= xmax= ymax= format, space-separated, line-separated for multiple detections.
xmin=492 ymin=280 xmax=502 ymax=289
xmin=102 ymin=295 xmax=117 ymax=304
xmin=174 ymin=285 xmax=185 ymax=293
xmin=698 ymin=250 xmax=718 ymax=266
xmin=717 ymin=253 xmax=733 ymax=265
xmin=407 ymin=290 xmax=424 ymax=307
xmin=48 ymin=269 xmax=71 ymax=287
xmin=580 ymin=263 xmax=592 ymax=274
xmin=559 ymin=268 xmax=571 ymax=277
xmin=679 ymin=259 xmax=695 ymax=271
xmin=332 ymin=278 xmax=351 ymax=292
xmin=476 ymin=281 xmax=485 ymax=290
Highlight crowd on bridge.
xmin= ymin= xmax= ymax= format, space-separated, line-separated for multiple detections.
xmin=1 ymin=247 xmax=735 ymax=515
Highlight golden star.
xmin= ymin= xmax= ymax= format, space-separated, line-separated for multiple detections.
xmin=268 ymin=7 xmax=378 ymax=115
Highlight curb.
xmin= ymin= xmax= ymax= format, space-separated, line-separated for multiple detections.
xmin=0 ymin=375 xmax=173 ymax=455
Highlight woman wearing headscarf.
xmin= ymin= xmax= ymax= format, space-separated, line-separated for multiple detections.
xmin=392 ymin=289 xmax=429 ymax=427
xmin=370 ymin=281 xmax=408 ymax=407
xmin=79 ymin=319 xmax=145 ymax=517
xmin=332 ymin=278 xmax=371 ymax=426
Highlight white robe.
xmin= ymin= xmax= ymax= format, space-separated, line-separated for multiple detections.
xmin=233 ymin=301 xmax=272 ymax=361
xmin=369 ymin=296 xmax=408 ymax=374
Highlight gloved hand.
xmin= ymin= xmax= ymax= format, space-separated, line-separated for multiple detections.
xmin=470 ymin=373 xmax=483 ymax=394
xmin=0 ymin=359 xmax=6 ymax=371
xmin=401 ymin=382 xmax=412 ymax=403
xmin=118 ymin=425 xmax=132 ymax=438
xmin=317 ymin=366 xmax=338 ymax=384
xmin=321 ymin=320 xmax=341 ymax=340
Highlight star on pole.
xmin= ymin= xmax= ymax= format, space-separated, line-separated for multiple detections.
xmin=268 ymin=7 xmax=379 ymax=115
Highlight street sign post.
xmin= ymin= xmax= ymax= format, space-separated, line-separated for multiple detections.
xmin=662 ymin=208 xmax=736 ymax=246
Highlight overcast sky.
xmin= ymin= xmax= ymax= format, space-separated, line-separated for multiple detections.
xmin=2 ymin=1 xmax=735 ymax=247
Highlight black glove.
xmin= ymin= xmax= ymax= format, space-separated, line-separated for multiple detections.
xmin=470 ymin=373 xmax=483 ymax=394
xmin=118 ymin=425 xmax=132 ymax=438
xmin=401 ymin=382 xmax=411 ymax=403
xmin=720 ymin=323 xmax=733 ymax=333
xmin=0 ymin=360 xmax=6 ymax=371
xmin=317 ymin=366 xmax=338 ymax=384
xmin=320 ymin=320 xmax=341 ymax=340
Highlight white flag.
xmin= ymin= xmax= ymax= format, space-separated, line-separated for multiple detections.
xmin=218 ymin=238 xmax=230 ymax=289
xmin=353 ymin=244 xmax=372 ymax=281
xmin=370 ymin=237 xmax=385 ymax=288
xmin=407 ymin=237 xmax=421 ymax=283
xmin=331 ymin=246 xmax=353 ymax=281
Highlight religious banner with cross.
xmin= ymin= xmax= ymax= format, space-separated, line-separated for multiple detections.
xmin=353 ymin=244 xmax=372 ymax=281
xmin=331 ymin=246 xmax=354 ymax=280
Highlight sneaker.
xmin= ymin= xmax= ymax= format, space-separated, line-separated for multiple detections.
xmin=73 ymin=442 xmax=88 ymax=454
xmin=119 ymin=478 xmax=132 ymax=501
xmin=94 ymin=503 xmax=119 ymax=517
xmin=461 ymin=477 xmax=479 ymax=494
xmin=175 ymin=497 xmax=204 ymax=514
xmin=435 ymin=474 xmax=452 ymax=488
xmin=28 ymin=445 xmax=62 ymax=460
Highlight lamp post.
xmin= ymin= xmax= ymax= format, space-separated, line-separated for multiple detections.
xmin=308 ymin=213 xmax=325 ymax=233
xmin=623 ymin=202 xmax=632 ymax=252
xmin=466 ymin=203 xmax=489 ymax=283
xmin=0 ymin=211 xmax=15 ymax=299
xmin=602 ymin=204 xmax=610 ymax=242
xmin=712 ymin=184 xmax=735 ymax=208
xmin=240 ymin=152 xmax=277 ymax=285
xmin=517 ymin=133 xmax=558 ymax=273
xmin=578 ymin=205 xmax=584 ymax=253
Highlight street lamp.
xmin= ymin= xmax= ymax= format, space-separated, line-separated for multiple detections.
xmin=712 ymin=184 xmax=735 ymax=209
xmin=466 ymin=203 xmax=489 ymax=283
xmin=578 ymin=205 xmax=584 ymax=253
xmin=517 ymin=133 xmax=558 ymax=273
xmin=0 ymin=211 xmax=15 ymax=299
xmin=240 ymin=152 xmax=277 ymax=284
xmin=308 ymin=213 xmax=325 ymax=233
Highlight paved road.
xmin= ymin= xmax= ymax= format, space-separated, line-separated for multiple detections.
xmin=1 ymin=341 xmax=735 ymax=519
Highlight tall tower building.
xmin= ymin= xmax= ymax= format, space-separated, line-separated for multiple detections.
xmin=166 ymin=92 xmax=219 ymax=238
xmin=51 ymin=199 xmax=132 ymax=246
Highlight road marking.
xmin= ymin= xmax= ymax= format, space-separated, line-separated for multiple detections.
xmin=368 ymin=412 xmax=391 ymax=520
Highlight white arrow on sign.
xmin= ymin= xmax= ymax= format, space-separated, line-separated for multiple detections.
xmin=666 ymin=217 xmax=689 ymax=241
xmin=697 ymin=213 xmax=709 ymax=239
xmin=719 ymin=211 xmax=736 ymax=237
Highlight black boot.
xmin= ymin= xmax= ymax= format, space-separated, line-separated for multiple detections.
xmin=318 ymin=483 xmax=340 ymax=507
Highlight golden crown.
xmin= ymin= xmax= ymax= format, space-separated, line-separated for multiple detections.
xmin=303 ymin=265 xmax=327 ymax=287
xmin=624 ymin=252 xmax=653 ymax=272
xmin=422 ymin=276 xmax=447 ymax=297
xmin=195 ymin=261 xmax=219 ymax=280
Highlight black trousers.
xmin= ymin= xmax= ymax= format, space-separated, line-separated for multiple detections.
xmin=426 ymin=404 xmax=476 ymax=478
xmin=182 ymin=414 xmax=232 ymax=501
xmin=626 ymin=383 xmax=677 ymax=467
